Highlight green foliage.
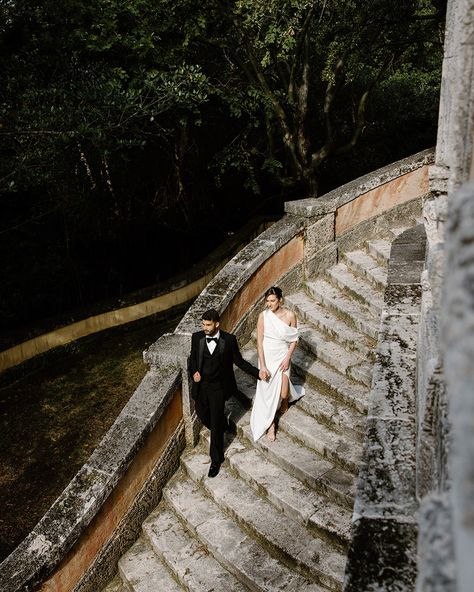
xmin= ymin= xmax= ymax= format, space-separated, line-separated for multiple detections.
xmin=0 ymin=0 xmax=445 ymax=327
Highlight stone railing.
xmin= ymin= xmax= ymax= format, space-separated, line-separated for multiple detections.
xmin=0 ymin=148 xmax=434 ymax=592
xmin=344 ymin=225 xmax=427 ymax=591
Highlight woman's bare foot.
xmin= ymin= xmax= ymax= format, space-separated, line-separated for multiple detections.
xmin=267 ymin=423 xmax=276 ymax=442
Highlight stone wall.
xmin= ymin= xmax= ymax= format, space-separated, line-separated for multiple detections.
xmin=416 ymin=1 xmax=474 ymax=591
xmin=0 ymin=367 xmax=184 ymax=592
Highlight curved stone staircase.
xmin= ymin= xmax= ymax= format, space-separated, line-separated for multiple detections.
xmin=103 ymin=225 xmax=414 ymax=592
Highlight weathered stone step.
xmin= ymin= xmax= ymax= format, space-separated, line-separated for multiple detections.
xmin=118 ymin=538 xmax=182 ymax=592
xmin=291 ymin=348 xmax=369 ymax=414
xmin=296 ymin=383 xmax=366 ymax=442
xmin=143 ymin=507 xmax=249 ymax=592
xmin=367 ymin=239 xmax=391 ymax=265
xmin=298 ymin=324 xmax=372 ymax=388
xmin=182 ymin=451 xmax=345 ymax=590
xmin=342 ymin=250 xmax=388 ymax=291
xmin=239 ymin=342 xmax=369 ymax=414
xmin=298 ymin=323 xmax=370 ymax=386
xmin=278 ymin=406 xmax=362 ymax=475
xmin=229 ymin=402 xmax=356 ymax=511
xmin=326 ymin=263 xmax=384 ymax=316
xmin=305 ymin=279 xmax=379 ymax=339
xmin=285 ymin=291 xmax=374 ymax=359
xmin=164 ymin=476 xmax=325 ymax=592
xmin=224 ymin=442 xmax=352 ymax=548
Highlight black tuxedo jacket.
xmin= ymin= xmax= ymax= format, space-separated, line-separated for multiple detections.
xmin=189 ymin=330 xmax=259 ymax=401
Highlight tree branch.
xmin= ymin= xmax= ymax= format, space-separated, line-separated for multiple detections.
xmin=231 ymin=16 xmax=302 ymax=176
xmin=288 ymin=2 xmax=317 ymax=106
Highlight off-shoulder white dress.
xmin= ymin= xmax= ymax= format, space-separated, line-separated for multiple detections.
xmin=250 ymin=309 xmax=305 ymax=441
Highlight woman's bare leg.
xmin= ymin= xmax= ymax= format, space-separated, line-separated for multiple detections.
xmin=267 ymin=374 xmax=290 ymax=441
xmin=280 ymin=373 xmax=289 ymax=414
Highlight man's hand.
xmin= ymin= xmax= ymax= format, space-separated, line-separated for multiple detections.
xmin=259 ymin=368 xmax=270 ymax=381
xmin=193 ymin=371 xmax=201 ymax=383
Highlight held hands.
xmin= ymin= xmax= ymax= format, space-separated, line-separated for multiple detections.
xmin=259 ymin=367 xmax=270 ymax=381
xmin=193 ymin=371 xmax=201 ymax=383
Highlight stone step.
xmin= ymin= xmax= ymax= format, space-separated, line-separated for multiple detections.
xmin=118 ymin=538 xmax=182 ymax=592
xmin=164 ymin=476 xmax=325 ymax=592
xmin=326 ymin=263 xmax=384 ymax=317
xmin=200 ymin=429 xmax=353 ymax=547
xmin=305 ymin=279 xmax=379 ymax=339
xmin=291 ymin=347 xmax=369 ymax=414
xmin=278 ymin=406 xmax=362 ymax=475
xmin=296 ymin=383 xmax=366 ymax=442
xmin=224 ymin=441 xmax=353 ymax=549
xmin=297 ymin=323 xmax=370 ymax=387
xmin=298 ymin=324 xmax=372 ymax=388
xmin=182 ymin=451 xmax=346 ymax=590
xmin=229 ymin=402 xmax=356 ymax=511
xmin=367 ymin=239 xmax=391 ymax=265
xmin=143 ymin=507 xmax=249 ymax=592
xmin=240 ymin=343 xmax=370 ymax=415
xmin=342 ymin=250 xmax=388 ymax=291
xmin=285 ymin=291 xmax=375 ymax=359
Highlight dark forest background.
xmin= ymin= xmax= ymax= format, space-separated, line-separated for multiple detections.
xmin=0 ymin=0 xmax=446 ymax=335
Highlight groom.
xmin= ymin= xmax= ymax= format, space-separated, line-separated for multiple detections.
xmin=189 ymin=308 xmax=262 ymax=477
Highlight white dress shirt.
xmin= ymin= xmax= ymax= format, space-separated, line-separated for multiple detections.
xmin=206 ymin=330 xmax=220 ymax=354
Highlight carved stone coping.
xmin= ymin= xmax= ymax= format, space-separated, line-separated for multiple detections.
xmin=344 ymin=225 xmax=426 ymax=592
xmin=0 ymin=366 xmax=184 ymax=592
xmin=285 ymin=149 xmax=434 ymax=228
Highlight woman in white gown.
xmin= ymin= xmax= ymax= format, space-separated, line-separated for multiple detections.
xmin=250 ymin=286 xmax=305 ymax=442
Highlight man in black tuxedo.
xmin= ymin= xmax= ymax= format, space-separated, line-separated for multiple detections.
xmin=189 ymin=308 xmax=263 ymax=477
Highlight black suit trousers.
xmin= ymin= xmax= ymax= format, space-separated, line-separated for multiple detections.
xmin=195 ymin=382 xmax=226 ymax=464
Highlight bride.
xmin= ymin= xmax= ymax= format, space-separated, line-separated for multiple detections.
xmin=250 ymin=286 xmax=305 ymax=442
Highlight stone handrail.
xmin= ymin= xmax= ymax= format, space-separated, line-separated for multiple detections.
xmin=344 ymin=225 xmax=427 ymax=591
xmin=0 ymin=148 xmax=434 ymax=592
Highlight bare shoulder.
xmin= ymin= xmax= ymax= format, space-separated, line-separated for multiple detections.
xmin=281 ymin=307 xmax=296 ymax=326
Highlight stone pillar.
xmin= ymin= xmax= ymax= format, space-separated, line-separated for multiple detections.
xmin=144 ymin=332 xmax=201 ymax=447
xmin=284 ymin=200 xmax=338 ymax=278
xmin=444 ymin=183 xmax=474 ymax=592
xmin=417 ymin=1 xmax=474 ymax=591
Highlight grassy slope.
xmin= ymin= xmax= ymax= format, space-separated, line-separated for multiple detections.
xmin=0 ymin=312 xmax=181 ymax=561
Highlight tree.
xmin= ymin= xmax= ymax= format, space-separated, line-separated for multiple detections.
xmin=198 ymin=0 xmax=445 ymax=195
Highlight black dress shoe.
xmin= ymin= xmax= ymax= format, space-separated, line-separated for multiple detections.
xmin=208 ymin=462 xmax=221 ymax=478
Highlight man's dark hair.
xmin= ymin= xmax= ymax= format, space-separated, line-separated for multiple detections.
xmin=202 ymin=308 xmax=220 ymax=322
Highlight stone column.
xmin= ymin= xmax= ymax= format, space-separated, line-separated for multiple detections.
xmin=417 ymin=1 xmax=474 ymax=590
xmin=144 ymin=332 xmax=200 ymax=447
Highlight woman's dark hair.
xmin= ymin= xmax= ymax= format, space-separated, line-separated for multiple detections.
xmin=264 ymin=286 xmax=283 ymax=299
xmin=202 ymin=308 xmax=220 ymax=322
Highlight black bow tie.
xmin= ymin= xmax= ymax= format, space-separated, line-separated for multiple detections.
xmin=206 ymin=337 xmax=218 ymax=343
